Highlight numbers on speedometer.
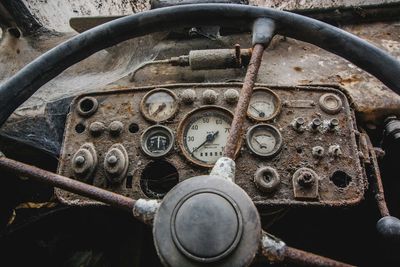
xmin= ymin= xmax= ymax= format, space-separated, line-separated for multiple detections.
xmin=177 ymin=106 xmax=238 ymax=167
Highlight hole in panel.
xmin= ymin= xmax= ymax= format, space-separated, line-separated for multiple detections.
xmin=140 ymin=160 xmax=179 ymax=198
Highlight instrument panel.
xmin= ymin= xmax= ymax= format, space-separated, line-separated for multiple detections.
xmin=57 ymin=83 xmax=366 ymax=207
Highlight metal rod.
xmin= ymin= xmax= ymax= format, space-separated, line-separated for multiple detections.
xmin=224 ymin=43 xmax=265 ymax=158
xmin=364 ymin=132 xmax=390 ymax=217
xmin=283 ymin=246 xmax=355 ymax=267
xmin=0 ymin=156 xmax=136 ymax=212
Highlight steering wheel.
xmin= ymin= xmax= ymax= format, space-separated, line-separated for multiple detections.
xmin=2 ymin=3 xmax=400 ymax=267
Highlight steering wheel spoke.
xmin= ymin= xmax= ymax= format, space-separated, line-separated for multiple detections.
xmin=2 ymin=3 xmax=400 ymax=266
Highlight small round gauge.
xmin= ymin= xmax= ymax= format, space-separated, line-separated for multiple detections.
xmin=141 ymin=125 xmax=175 ymax=158
xmin=246 ymin=124 xmax=282 ymax=157
xmin=140 ymin=88 xmax=179 ymax=122
xmin=247 ymin=88 xmax=281 ymax=121
xmin=178 ymin=106 xmax=238 ymax=167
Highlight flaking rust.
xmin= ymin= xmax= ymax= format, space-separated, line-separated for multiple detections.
xmin=57 ymin=83 xmax=366 ymax=207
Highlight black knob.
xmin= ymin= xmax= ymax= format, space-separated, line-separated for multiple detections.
xmin=376 ymin=216 xmax=400 ymax=242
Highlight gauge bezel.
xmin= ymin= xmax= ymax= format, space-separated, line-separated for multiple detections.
xmin=140 ymin=125 xmax=175 ymax=158
xmin=140 ymin=88 xmax=179 ymax=123
xmin=177 ymin=106 xmax=240 ymax=168
xmin=246 ymin=87 xmax=281 ymax=122
xmin=245 ymin=124 xmax=283 ymax=158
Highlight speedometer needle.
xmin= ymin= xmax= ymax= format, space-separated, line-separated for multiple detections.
xmin=191 ymin=131 xmax=219 ymax=155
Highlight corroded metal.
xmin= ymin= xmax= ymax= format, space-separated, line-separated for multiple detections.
xmin=283 ymin=246 xmax=354 ymax=267
xmin=0 ymin=156 xmax=136 ymax=212
xmin=363 ymin=130 xmax=390 ymax=217
xmin=260 ymin=232 xmax=354 ymax=267
xmin=210 ymin=157 xmax=236 ymax=182
xmin=224 ymin=44 xmax=265 ymax=159
xmin=132 ymin=198 xmax=160 ymax=225
xmin=57 ymin=83 xmax=365 ymax=207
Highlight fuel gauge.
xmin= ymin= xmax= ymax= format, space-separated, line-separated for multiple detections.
xmin=140 ymin=88 xmax=179 ymax=122
xmin=141 ymin=125 xmax=175 ymax=158
xmin=246 ymin=124 xmax=282 ymax=157
xmin=247 ymin=88 xmax=281 ymax=121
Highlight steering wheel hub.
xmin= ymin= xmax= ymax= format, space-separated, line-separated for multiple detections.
xmin=171 ymin=190 xmax=243 ymax=262
xmin=153 ymin=175 xmax=261 ymax=267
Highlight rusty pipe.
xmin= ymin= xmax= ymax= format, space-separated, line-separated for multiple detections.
xmin=0 ymin=156 xmax=136 ymax=212
xmin=283 ymin=246 xmax=355 ymax=267
xmin=224 ymin=43 xmax=265 ymax=158
xmin=261 ymin=232 xmax=354 ymax=267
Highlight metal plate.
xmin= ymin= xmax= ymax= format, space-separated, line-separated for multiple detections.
xmin=56 ymin=83 xmax=366 ymax=207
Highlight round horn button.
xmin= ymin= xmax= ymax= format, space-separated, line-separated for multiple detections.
xmin=171 ymin=191 xmax=243 ymax=262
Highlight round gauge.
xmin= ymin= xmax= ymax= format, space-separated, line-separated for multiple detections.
xmin=246 ymin=124 xmax=282 ymax=157
xmin=140 ymin=88 xmax=179 ymax=122
xmin=141 ymin=125 xmax=175 ymax=158
xmin=178 ymin=106 xmax=238 ymax=167
xmin=247 ymin=88 xmax=281 ymax=121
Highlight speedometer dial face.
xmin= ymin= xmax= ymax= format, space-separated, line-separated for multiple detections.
xmin=247 ymin=88 xmax=281 ymax=121
xmin=178 ymin=106 xmax=236 ymax=167
xmin=140 ymin=88 xmax=178 ymax=122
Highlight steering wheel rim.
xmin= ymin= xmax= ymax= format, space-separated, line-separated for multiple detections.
xmin=1 ymin=3 xmax=398 ymax=267
xmin=0 ymin=3 xmax=400 ymax=127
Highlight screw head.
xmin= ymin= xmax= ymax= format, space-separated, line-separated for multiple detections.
xmin=329 ymin=118 xmax=339 ymax=128
xmin=74 ymin=155 xmax=85 ymax=166
xmin=311 ymin=118 xmax=322 ymax=129
xmin=107 ymin=155 xmax=118 ymax=165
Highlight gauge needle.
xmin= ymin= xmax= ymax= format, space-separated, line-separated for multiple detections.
xmin=151 ymin=103 xmax=167 ymax=117
xmin=254 ymin=138 xmax=267 ymax=149
xmin=191 ymin=131 xmax=219 ymax=155
xmin=250 ymin=105 xmax=265 ymax=117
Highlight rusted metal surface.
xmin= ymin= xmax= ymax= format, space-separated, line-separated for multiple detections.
xmin=283 ymin=246 xmax=355 ymax=267
xmin=132 ymin=198 xmax=160 ymax=225
xmin=260 ymin=232 xmax=354 ymax=267
xmin=363 ymin=130 xmax=390 ymax=217
xmin=224 ymin=44 xmax=265 ymax=159
xmin=210 ymin=157 xmax=236 ymax=182
xmin=0 ymin=156 xmax=136 ymax=212
xmin=56 ymin=83 xmax=365 ymax=207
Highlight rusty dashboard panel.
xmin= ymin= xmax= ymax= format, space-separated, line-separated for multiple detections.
xmin=56 ymin=83 xmax=366 ymax=207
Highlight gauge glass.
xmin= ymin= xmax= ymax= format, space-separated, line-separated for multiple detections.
xmin=141 ymin=126 xmax=174 ymax=157
xmin=141 ymin=89 xmax=178 ymax=122
xmin=247 ymin=88 xmax=281 ymax=121
xmin=246 ymin=124 xmax=282 ymax=157
xmin=178 ymin=107 xmax=235 ymax=167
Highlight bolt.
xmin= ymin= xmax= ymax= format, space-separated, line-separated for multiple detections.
xmin=329 ymin=145 xmax=342 ymax=157
xmin=202 ymin=89 xmax=218 ymax=104
xmin=298 ymin=172 xmax=315 ymax=187
xmin=181 ymin=89 xmax=196 ymax=104
xmin=329 ymin=118 xmax=339 ymax=129
xmin=293 ymin=117 xmax=305 ymax=132
xmin=311 ymin=118 xmax=322 ymax=130
xmin=224 ymin=89 xmax=239 ymax=104
xmin=89 ymin=121 xmax=105 ymax=136
xmin=312 ymin=146 xmax=324 ymax=158
xmin=109 ymin=121 xmax=124 ymax=136
xmin=107 ymin=155 xmax=118 ymax=165
xmin=74 ymin=155 xmax=85 ymax=166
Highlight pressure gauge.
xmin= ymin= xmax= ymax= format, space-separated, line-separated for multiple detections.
xmin=177 ymin=106 xmax=239 ymax=167
xmin=140 ymin=88 xmax=179 ymax=122
xmin=246 ymin=124 xmax=282 ymax=157
xmin=141 ymin=125 xmax=174 ymax=158
xmin=247 ymin=88 xmax=281 ymax=121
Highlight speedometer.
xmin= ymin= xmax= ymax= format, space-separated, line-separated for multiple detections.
xmin=177 ymin=106 xmax=238 ymax=167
